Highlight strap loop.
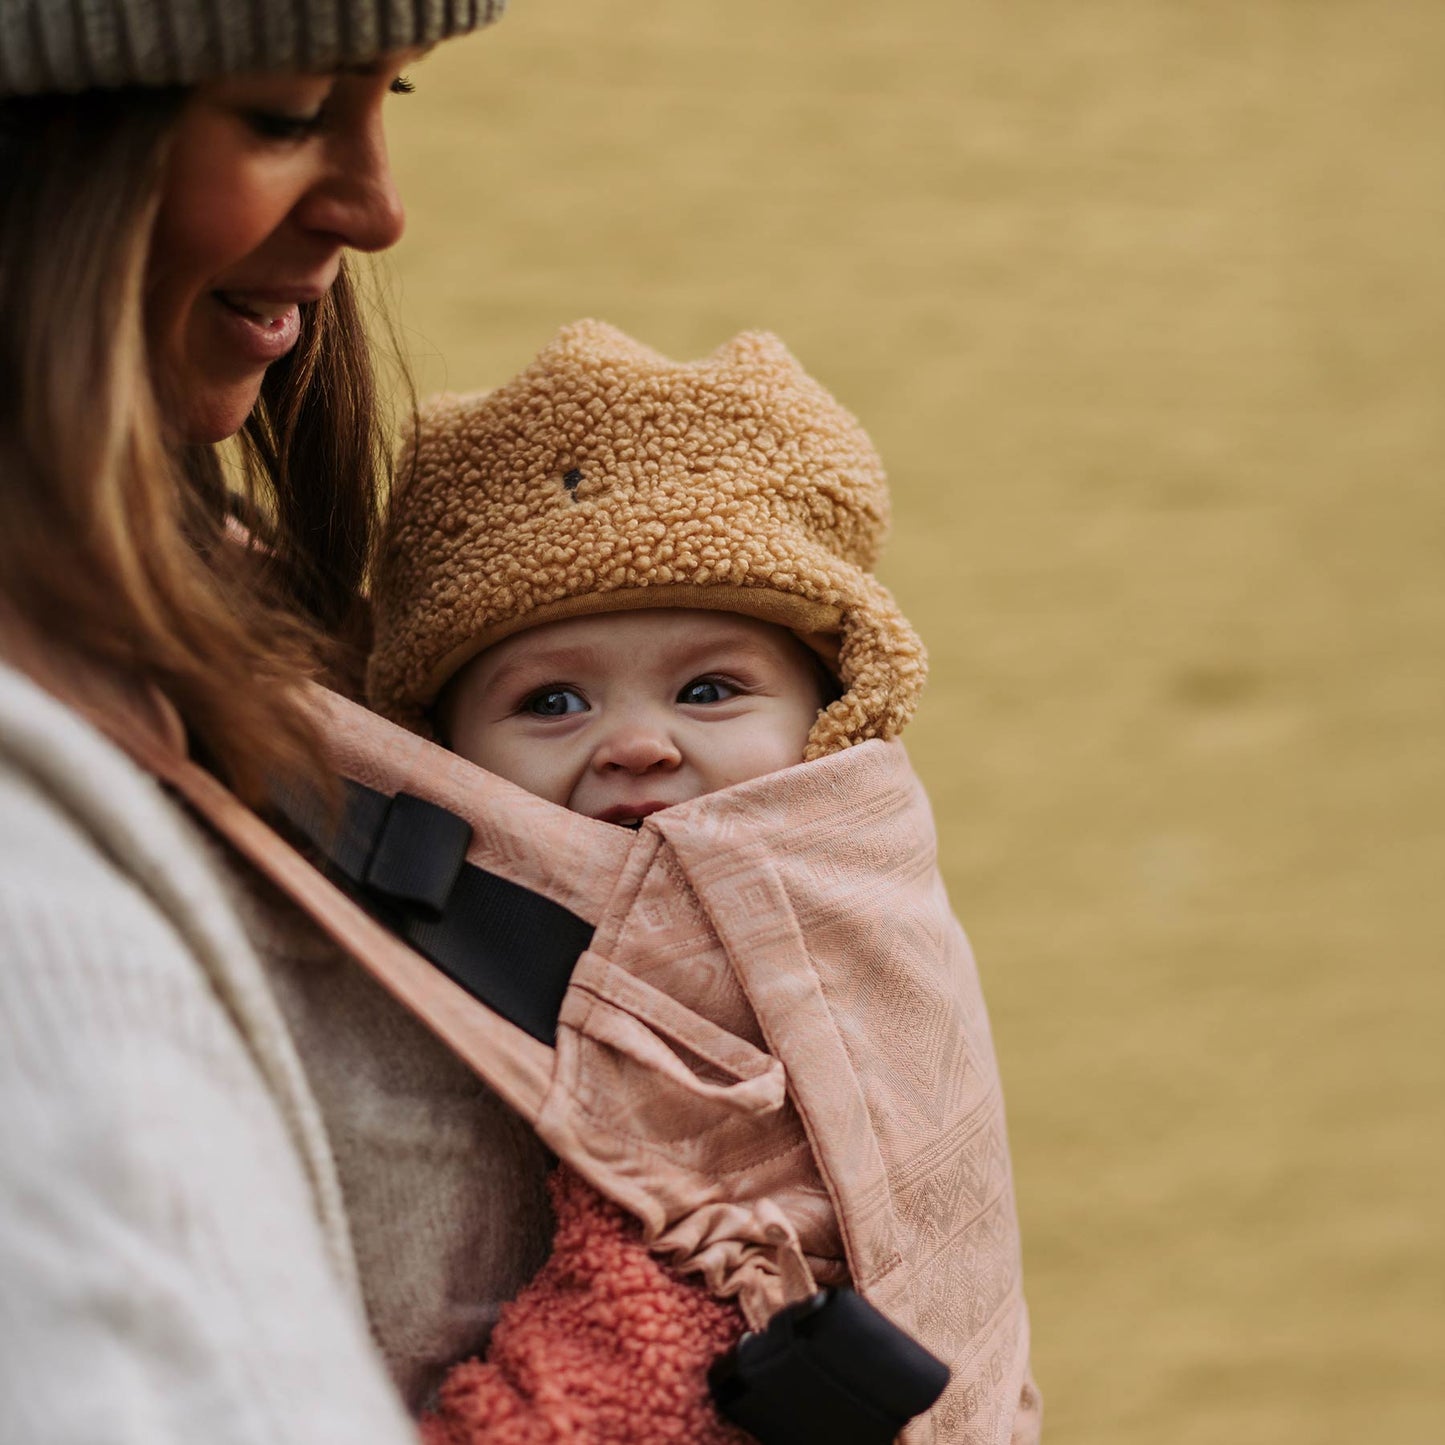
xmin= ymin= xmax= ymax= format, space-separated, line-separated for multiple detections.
xmin=364 ymin=791 xmax=472 ymax=918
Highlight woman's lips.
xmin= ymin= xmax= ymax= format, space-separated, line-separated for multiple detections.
xmin=212 ymin=290 xmax=307 ymax=364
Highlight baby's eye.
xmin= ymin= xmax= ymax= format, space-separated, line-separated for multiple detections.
xmin=522 ymin=687 xmax=588 ymax=717
xmin=677 ymin=676 xmax=738 ymax=706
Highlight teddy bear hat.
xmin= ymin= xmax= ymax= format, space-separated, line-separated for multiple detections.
xmin=368 ymin=319 xmax=926 ymax=760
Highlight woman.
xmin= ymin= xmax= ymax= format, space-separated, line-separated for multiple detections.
xmin=0 ymin=3 xmax=556 ymax=1439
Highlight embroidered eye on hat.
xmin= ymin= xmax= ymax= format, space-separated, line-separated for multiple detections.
xmin=368 ymin=319 xmax=927 ymax=761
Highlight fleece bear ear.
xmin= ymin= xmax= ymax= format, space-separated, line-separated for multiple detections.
xmin=708 ymin=329 xmax=800 ymax=374
xmin=543 ymin=317 xmax=668 ymax=372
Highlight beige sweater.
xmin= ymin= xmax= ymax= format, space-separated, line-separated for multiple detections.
xmin=0 ymin=659 xmax=552 ymax=1441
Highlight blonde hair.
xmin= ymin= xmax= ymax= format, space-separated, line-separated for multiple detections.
xmin=0 ymin=88 xmax=393 ymax=803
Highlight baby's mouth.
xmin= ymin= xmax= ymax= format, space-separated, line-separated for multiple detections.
xmin=596 ymin=802 xmax=672 ymax=829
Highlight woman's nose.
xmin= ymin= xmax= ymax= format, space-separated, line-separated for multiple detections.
xmin=299 ymin=118 xmax=406 ymax=254
xmin=591 ymin=715 xmax=683 ymax=775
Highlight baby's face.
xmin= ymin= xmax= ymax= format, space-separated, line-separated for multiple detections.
xmin=439 ymin=609 xmax=826 ymax=826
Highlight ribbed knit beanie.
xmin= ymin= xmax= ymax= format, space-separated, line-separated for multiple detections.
xmin=368 ymin=319 xmax=927 ymax=761
xmin=0 ymin=0 xmax=504 ymax=96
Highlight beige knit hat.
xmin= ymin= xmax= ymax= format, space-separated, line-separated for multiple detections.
xmin=368 ymin=320 xmax=926 ymax=761
xmin=0 ymin=0 xmax=504 ymax=96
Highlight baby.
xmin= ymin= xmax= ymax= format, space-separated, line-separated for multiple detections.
xmin=366 ymin=321 xmax=1032 ymax=1445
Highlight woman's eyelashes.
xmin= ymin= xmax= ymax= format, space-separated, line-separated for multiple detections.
xmin=244 ymin=107 xmax=327 ymax=141
xmin=243 ymin=74 xmax=412 ymax=142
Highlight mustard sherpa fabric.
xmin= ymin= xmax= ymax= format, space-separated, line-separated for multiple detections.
xmin=368 ymin=320 xmax=926 ymax=760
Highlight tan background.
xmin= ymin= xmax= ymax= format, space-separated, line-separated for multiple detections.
xmin=385 ymin=4 xmax=1445 ymax=1441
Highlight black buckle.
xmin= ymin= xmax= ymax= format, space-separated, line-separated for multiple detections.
xmin=708 ymin=1289 xmax=950 ymax=1445
xmin=272 ymin=777 xmax=593 ymax=1045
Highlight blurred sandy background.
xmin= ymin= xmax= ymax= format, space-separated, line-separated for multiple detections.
xmin=384 ymin=4 xmax=1444 ymax=1441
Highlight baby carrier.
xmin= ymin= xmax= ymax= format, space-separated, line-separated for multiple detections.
xmin=90 ymin=672 xmax=1039 ymax=1445
xmin=40 ymin=319 xmax=1040 ymax=1442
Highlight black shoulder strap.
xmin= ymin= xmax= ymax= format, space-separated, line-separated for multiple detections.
xmin=274 ymin=779 xmax=594 ymax=1047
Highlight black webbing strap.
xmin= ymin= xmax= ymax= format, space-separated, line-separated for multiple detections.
xmin=274 ymin=778 xmax=594 ymax=1045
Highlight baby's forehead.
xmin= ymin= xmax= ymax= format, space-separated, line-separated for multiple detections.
xmin=478 ymin=608 xmax=800 ymax=673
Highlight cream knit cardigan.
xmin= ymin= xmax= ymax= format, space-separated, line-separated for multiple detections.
xmin=0 ymin=659 xmax=551 ymax=1441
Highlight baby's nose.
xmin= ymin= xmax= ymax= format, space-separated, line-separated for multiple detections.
xmin=592 ymin=716 xmax=683 ymax=774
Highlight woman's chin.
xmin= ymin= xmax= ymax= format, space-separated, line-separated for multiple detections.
xmin=177 ymin=377 xmax=267 ymax=445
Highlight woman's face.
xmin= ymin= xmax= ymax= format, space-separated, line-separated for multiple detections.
xmin=147 ymin=52 xmax=423 ymax=443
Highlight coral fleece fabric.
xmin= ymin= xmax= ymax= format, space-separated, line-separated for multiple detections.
xmin=422 ymin=1165 xmax=752 ymax=1445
